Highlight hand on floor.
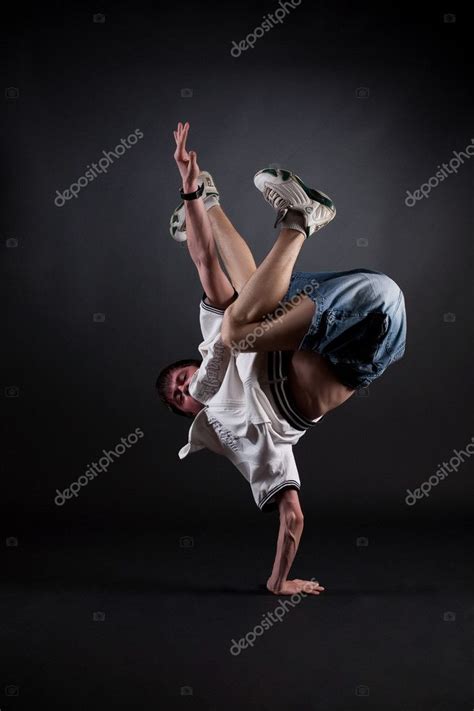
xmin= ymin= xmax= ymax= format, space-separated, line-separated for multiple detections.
xmin=267 ymin=578 xmax=325 ymax=596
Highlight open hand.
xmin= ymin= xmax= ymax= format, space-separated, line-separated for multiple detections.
xmin=173 ymin=121 xmax=200 ymax=191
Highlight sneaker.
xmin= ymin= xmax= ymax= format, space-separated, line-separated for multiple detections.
xmin=169 ymin=171 xmax=220 ymax=242
xmin=253 ymin=168 xmax=336 ymax=238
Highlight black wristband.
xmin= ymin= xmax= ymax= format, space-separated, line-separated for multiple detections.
xmin=180 ymin=182 xmax=204 ymax=201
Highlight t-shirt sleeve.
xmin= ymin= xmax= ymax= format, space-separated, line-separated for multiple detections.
xmin=227 ymin=423 xmax=301 ymax=513
xmin=199 ymin=289 xmax=238 ymax=341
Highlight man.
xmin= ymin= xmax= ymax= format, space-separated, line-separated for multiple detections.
xmin=156 ymin=121 xmax=407 ymax=596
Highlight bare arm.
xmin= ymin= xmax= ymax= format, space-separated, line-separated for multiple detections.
xmin=185 ymin=197 xmax=236 ymax=309
xmin=266 ymin=489 xmax=325 ymax=596
xmin=173 ymin=121 xmax=235 ymax=310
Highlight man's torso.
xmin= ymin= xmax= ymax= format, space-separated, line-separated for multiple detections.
xmin=287 ymin=351 xmax=355 ymax=419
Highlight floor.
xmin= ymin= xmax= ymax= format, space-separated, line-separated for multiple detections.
xmin=1 ymin=521 xmax=472 ymax=710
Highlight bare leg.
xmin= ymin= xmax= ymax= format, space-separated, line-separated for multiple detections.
xmin=223 ymin=295 xmax=316 ymax=352
xmin=228 ymin=228 xmax=307 ymax=323
xmin=221 ymin=228 xmax=317 ymax=353
xmin=207 ymin=205 xmax=257 ymax=292
xmin=187 ymin=197 xmax=314 ymax=353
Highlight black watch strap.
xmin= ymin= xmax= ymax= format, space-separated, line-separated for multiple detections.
xmin=180 ymin=182 xmax=204 ymax=201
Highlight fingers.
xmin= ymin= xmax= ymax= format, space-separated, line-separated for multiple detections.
xmin=308 ymin=586 xmax=324 ymax=595
xmin=185 ymin=153 xmax=198 ymax=182
xmin=295 ymin=579 xmax=325 ymax=595
xmin=181 ymin=123 xmax=189 ymax=152
xmin=175 ymin=122 xmax=189 ymax=139
xmin=174 ymin=122 xmax=190 ymax=152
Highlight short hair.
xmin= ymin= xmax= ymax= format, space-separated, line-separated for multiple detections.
xmin=155 ymin=358 xmax=202 ymax=419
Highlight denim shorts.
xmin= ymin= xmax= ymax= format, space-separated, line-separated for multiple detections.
xmin=281 ymin=268 xmax=407 ymax=389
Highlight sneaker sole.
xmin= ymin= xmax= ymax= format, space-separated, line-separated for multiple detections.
xmin=254 ymin=168 xmax=336 ymax=215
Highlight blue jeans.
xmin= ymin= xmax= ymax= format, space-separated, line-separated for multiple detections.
xmin=281 ymin=269 xmax=407 ymax=389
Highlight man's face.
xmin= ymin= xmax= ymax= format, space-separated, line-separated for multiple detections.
xmin=168 ymin=365 xmax=203 ymax=416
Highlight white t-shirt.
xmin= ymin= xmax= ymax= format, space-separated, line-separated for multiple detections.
xmin=178 ymin=293 xmax=323 ymax=512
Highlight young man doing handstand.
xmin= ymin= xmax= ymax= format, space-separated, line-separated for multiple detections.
xmin=157 ymin=122 xmax=407 ymax=596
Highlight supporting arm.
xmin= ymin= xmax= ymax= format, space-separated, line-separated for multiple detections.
xmin=266 ymin=489 xmax=325 ymax=597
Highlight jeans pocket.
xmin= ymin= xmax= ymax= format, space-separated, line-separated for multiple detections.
xmin=318 ymin=310 xmax=387 ymax=364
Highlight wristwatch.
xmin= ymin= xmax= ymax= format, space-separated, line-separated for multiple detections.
xmin=180 ymin=183 xmax=204 ymax=200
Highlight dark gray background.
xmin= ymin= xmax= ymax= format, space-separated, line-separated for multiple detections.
xmin=2 ymin=0 xmax=473 ymax=531
xmin=2 ymin=3 xmax=473 ymax=710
